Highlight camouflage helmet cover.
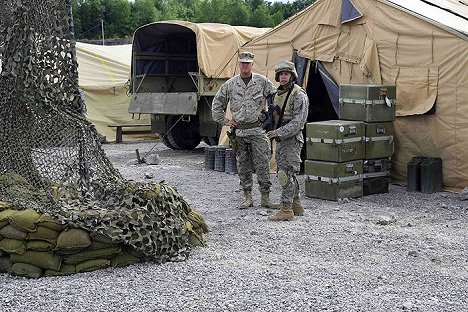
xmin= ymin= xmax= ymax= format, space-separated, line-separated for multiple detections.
xmin=238 ymin=51 xmax=254 ymax=63
xmin=274 ymin=60 xmax=298 ymax=82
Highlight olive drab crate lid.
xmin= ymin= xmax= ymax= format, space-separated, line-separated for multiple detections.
xmin=339 ymin=84 xmax=396 ymax=101
xmin=306 ymin=120 xmax=365 ymax=140
xmin=338 ymin=84 xmax=396 ymax=122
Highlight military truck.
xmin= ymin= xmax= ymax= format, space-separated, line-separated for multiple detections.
xmin=128 ymin=21 xmax=269 ymax=149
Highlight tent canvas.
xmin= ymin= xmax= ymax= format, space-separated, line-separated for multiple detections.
xmin=242 ymin=0 xmax=468 ymax=190
xmin=75 ymin=42 xmax=150 ymax=141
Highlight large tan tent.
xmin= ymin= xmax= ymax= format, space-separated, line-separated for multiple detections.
xmin=241 ymin=0 xmax=468 ymax=190
xmin=75 ymin=42 xmax=147 ymax=140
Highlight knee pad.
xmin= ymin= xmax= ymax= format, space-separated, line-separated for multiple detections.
xmin=277 ymin=170 xmax=291 ymax=187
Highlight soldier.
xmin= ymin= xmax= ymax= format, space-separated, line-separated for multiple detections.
xmin=212 ymin=52 xmax=278 ymax=209
xmin=266 ymin=61 xmax=309 ymax=221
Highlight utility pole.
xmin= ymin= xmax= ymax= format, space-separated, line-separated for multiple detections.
xmin=101 ymin=18 xmax=104 ymax=45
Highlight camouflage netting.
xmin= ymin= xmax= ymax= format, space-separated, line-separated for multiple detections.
xmin=0 ymin=0 xmax=208 ymax=276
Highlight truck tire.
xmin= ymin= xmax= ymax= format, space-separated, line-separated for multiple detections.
xmin=165 ymin=115 xmax=201 ymax=150
xmin=161 ymin=134 xmax=178 ymax=149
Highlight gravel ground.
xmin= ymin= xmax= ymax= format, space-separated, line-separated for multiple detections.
xmin=1 ymin=139 xmax=468 ymax=312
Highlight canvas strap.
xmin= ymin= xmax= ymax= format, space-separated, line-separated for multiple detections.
xmin=306 ymin=174 xmax=362 ymax=184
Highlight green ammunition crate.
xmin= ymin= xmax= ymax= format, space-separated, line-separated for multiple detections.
xmin=339 ymin=84 xmax=396 ymax=122
xmin=365 ymin=122 xmax=394 ymax=159
xmin=304 ymin=159 xmax=363 ymax=201
xmin=306 ymin=120 xmax=365 ymax=162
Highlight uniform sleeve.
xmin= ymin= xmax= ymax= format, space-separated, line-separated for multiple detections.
xmin=263 ymin=77 xmax=277 ymax=98
xmin=212 ymin=82 xmax=230 ymax=125
xmin=276 ymin=91 xmax=309 ymax=139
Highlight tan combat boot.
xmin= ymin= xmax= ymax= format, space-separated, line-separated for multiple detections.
xmin=268 ymin=203 xmax=294 ymax=221
xmin=239 ymin=191 xmax=253 ymax=209
xmin=260 ymin=193 xmax=280 ymax=209
xmin=292 ymin=198 xmax=305 ymax=216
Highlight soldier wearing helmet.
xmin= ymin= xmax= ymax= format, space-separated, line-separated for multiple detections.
xmin=266 ymin=60 xmax=309 ymax=221
xmin=212 ymin=51 xmax=279 ymax=209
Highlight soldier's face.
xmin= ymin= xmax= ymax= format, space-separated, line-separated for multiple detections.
xmin=279 ymin=72 xmax=292 ymax=86
xmin=239 ymin=62 xmax=253 ymax=76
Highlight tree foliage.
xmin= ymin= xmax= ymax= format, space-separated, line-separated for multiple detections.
xmin=72 ymin=0 xmax=314 ymax=40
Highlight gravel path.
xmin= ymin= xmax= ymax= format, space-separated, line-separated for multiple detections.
xmin=2 ymin=140 xmax=468 ymax=312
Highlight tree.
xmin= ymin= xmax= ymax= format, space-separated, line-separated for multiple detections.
xmin=249 ymin=2 xmax=275 ymax=27
xmin=75 ymin=0 xmax=105 ymax=40
xmin=131 ymin=0 xmax=160 ymax=30
xmin=101 ymin=0 xmax=132 ymax=38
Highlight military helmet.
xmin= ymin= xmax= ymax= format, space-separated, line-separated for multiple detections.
xmin=274 ymin=60 xmax=298 ymax=82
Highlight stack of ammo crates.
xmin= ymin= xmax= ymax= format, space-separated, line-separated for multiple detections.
xmin=304 ymin=84 xmax=396 ymax=200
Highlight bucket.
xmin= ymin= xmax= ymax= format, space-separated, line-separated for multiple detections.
xmin=224 ymin=148 xmax=237 ymax=174
xmin=204 ymin=146 xmax=216 ymax=170
xmin=214 ymin=146 xmax=227 ymax=172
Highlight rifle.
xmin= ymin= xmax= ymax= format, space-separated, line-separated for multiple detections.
xmin=262 ymin=94 xmax=280 ymax=132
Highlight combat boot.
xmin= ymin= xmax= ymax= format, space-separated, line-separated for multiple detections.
xmin=292 ymin=198 xmax=305 ymax=216
xmin=239 ymin=191 xmax=253 ymax=209
xmin=268 ymin=203 xmax=294 ymax=221
xmin=260 ymin=193 xmax=280 ymax=209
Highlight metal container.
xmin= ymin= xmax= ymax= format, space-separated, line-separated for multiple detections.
xmin=204 ymin=146 xmax=216 ymax=170
xmin=224 ymin=148 xmax=238 ymax=174
xmin=407 ymin=156 xmax=427 ymax=192
xmin=306 ymin=120 xmax=365 ymax=162
xmin=420 ymin=157 xmax=442 ymax=194
xmin=214 ymin=146 xmax=227 ymax=172
xmin=365 ymin=122 xmax=394 ymax=159
xmin=363 ymin=158 xmax=391 ymax=195
xmin=304 ymin=159 xmax=363 ymax=201
xmin=339 ymin=84 xmax=396 ymax=122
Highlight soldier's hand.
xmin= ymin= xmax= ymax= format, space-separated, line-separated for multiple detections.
xmin=226 ymin=119 xmax=237 ymax=127
xmin=258 ymin=110 xmax=267 ymax=123
xmin=266 ymin=130 xmax=278 ymax=140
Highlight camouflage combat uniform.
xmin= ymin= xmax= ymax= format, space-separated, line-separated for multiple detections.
xmin=212 ymin=73 xmax=276 ymax=197
xmin=272 ymin=84 xmax=309 ymax=203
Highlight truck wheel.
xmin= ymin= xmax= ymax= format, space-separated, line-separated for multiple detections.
xmin=203 ymin=136 xmax=218 ymax=146
xmin=165 ymin=115 xmax=201 ymax=150
xmin=160 ymin=134 xmax=178 ymax=149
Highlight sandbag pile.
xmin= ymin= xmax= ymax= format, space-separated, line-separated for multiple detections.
xmin=0 ymin=203 xmax=208 ymax=278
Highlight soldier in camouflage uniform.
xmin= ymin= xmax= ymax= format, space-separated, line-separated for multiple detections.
xmin=212 ymin=52 xmax=279 ymax=209
xmin=266 ymin=61 xmax=309 ymax=221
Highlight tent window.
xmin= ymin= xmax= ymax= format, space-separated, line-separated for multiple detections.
xmin=391 ymin=66 xmax=438 ymax=116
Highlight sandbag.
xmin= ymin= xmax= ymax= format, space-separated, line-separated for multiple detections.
xmin=188 ymin=208 xmax=209 ymax=233
xmin=0 ymin=209 xmax=17 ymax=223
xmin=0 ymin=224 xmax=28 ymax=240
xmin=0 ymin=256 xmax=12 ymax=273
xmin=89 ymin=232 xmax=115 ymax=244
xmin=10 ymin=262 xmax=43 ymax=278
xmin=63 ymin=246 xmax=121 ymax=265
xmin=35 ymin=214 xmax=63 ymax=232
xmin=76 ymin=259 xmax=110 ymax=273
xmin=27 ymin=240 xmax=56 ymax=252
xmin=11 ymin=251 xmax=62 ymax=271
xmin=27 ymin=226 xmax=60 ymax=243
xmin=8 ymin=208 xmax=41 ymax=232
xmin=0 ymin=220 xmax=8 ymax=229
xmin=0 ymin=238 xmax=26 ymax=254
xmin=56 ymin=228 xmax=91 ymax=252
xmin=111 ymin=251 xmax=141 ymax=268
xmin=44 ymin=264 xmax=76 ymax=277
